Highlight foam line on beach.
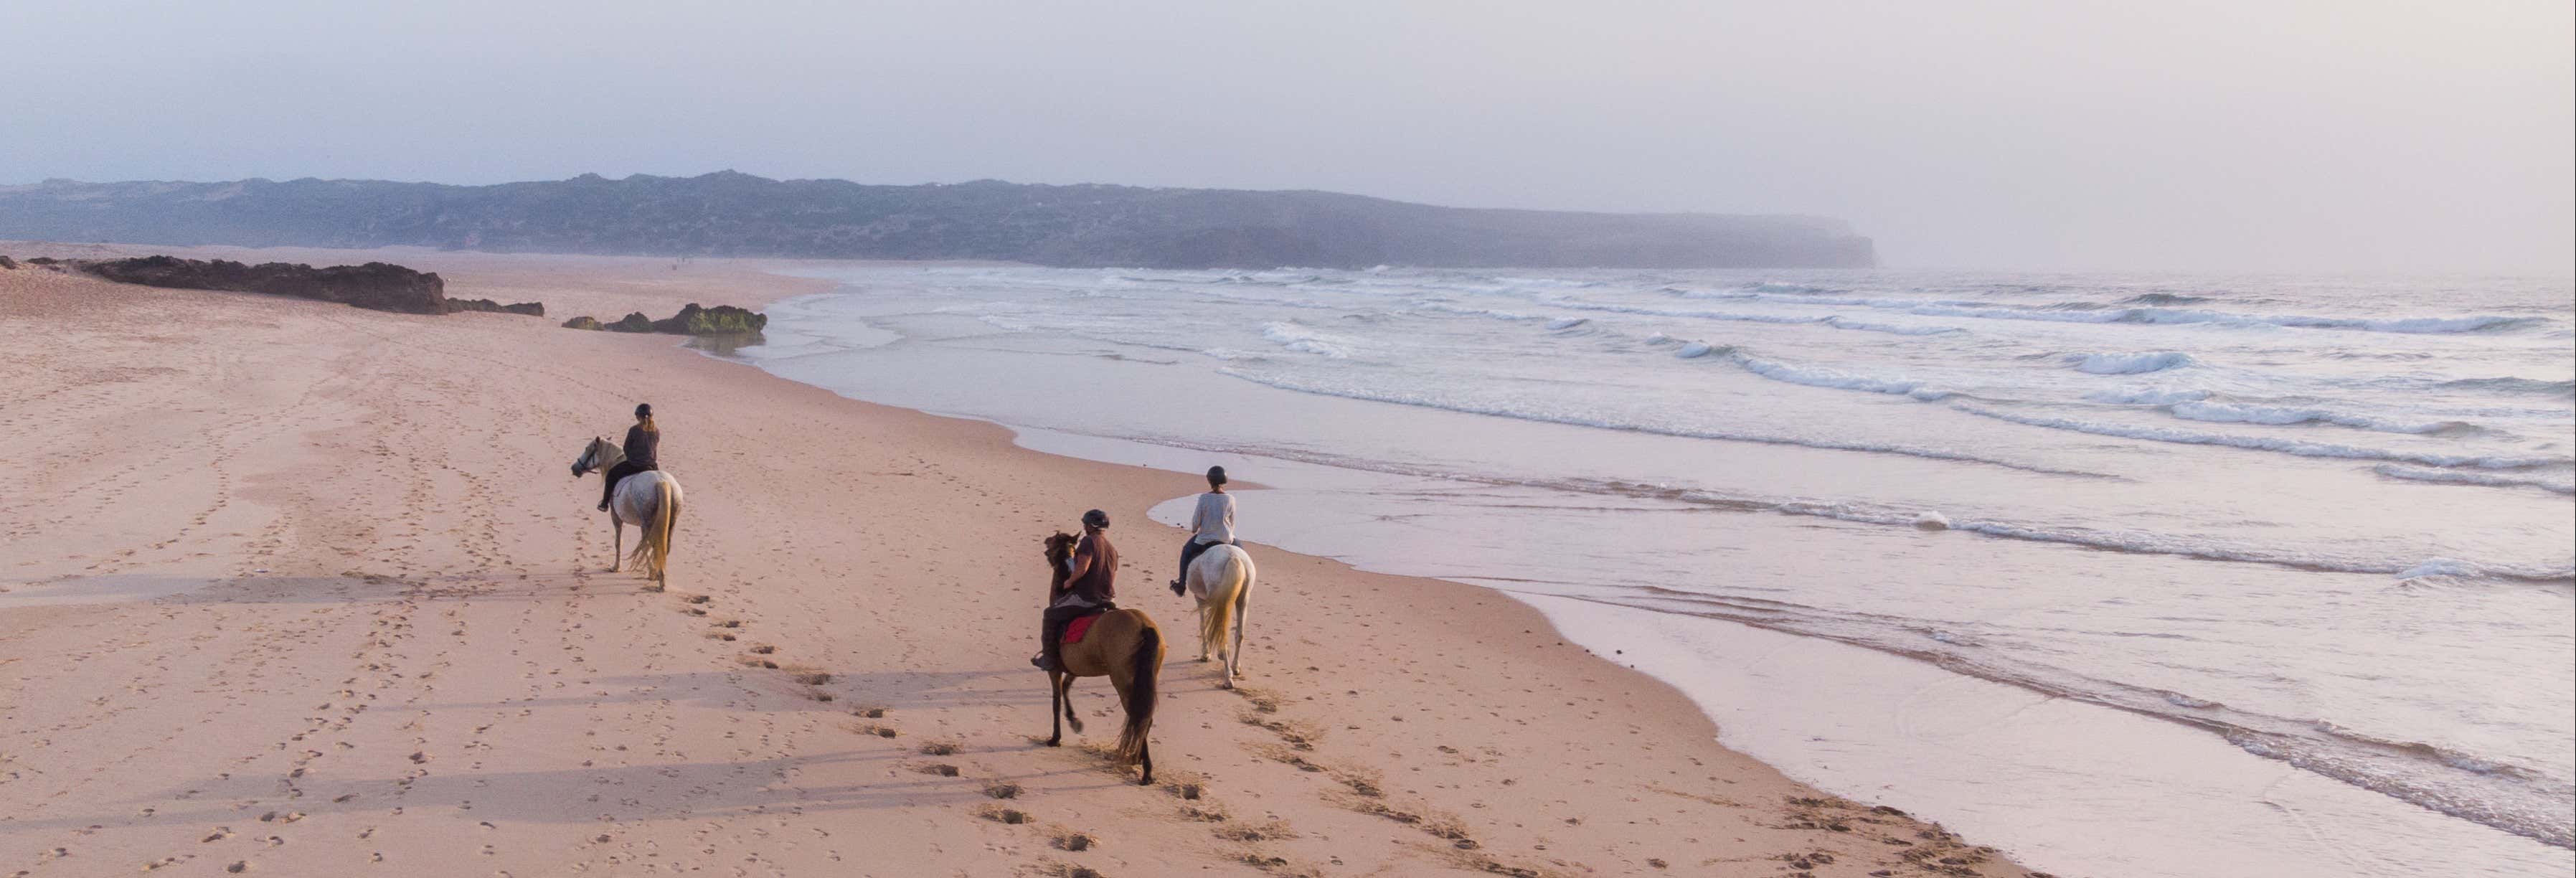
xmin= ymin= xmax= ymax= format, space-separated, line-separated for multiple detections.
xmin=1523 ymin=585 xmax=2576 ymax=849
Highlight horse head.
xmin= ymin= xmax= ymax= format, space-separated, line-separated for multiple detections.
xmin=572 ymin=436 xmax=606 ymax=477
xmin=1042 ymin=531 xmax=1078 ymax=563
xmin=1042 ymin=531 xmax=1079 ymax=587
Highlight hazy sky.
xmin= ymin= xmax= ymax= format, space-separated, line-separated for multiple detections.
xmin=6 ymin=1 xmax=2569 ymax=272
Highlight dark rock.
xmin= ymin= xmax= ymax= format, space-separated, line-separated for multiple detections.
xmin=78 ymin=255 xmax=449 ymax=315
xmin=561 ymin=316 xmax=604 ymax=331
xmin=605 ymin=312 xmax=656 ymax=333
xmin=27 ymin=257 xmax=59 ymax=265
xmin=0 ymin=255 xmax=16 ymax=270
xmin=648 ymin=303 xmax=767 ymax=335
xmin=444 ymin=297 xmax=546 ymax=316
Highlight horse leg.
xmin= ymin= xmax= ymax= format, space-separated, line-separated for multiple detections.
xmin=1062 ymin=674 xmax=1085 ymax=735
xmin=1046 ymin=671 xmax=1064 ymax=747
xmin=1137 ymin=735 xmax=1153 ymax=786
xmin=608 ymin=514 xmax=624 ymax=572
xmin=1197 ymin=596 xmax=1214 ymax=663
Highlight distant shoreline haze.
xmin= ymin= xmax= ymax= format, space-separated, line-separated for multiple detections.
xmin=0 ymin=171 xmax=1874 ymax=270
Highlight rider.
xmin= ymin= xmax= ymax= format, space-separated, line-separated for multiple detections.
xmin=598 ymin=403 xmax=660 ymax=511
xmin=1034 ymin=509 xmax=1118 ymax=672
xmin=1169 ymin=466 xmax=1235 ymax=595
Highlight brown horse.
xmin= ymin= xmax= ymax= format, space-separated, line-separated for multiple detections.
xmin=1039 ymin=531 xmax=1166 ymax=784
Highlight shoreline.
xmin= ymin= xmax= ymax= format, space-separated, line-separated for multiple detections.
xmin=725 ymin=261 xmax=2575 ymax=876
xmin=1 ymin=245 xmax=2047 ymax=877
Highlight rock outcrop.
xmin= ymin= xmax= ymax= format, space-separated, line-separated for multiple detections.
xmin=563 ymin=303 xmax=768 ymax=336
xmin=651 ymin=303 xmax=765 ymax=335
xmin=445 ymin=298 xmax=547 ymax=316
xmin=0 ymin=255 xmax=16 ymax=270
xmin=77 ymin=256 xmax=451 ymax=315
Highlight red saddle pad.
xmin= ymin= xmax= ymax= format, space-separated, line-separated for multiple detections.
xmin=1063 ymin=613 xmax=1102 ymax=645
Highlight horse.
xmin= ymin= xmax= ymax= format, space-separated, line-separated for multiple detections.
xmin=1180 ymin=543 xmax=1257 ymax=688
xmin=570 ymin=437 xmax=685 ymax=589
xmin=1039 ymin=531 xmax=1166 ymax=784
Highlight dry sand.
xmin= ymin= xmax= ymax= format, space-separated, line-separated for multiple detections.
xmin=0 ymin=245 xmax=2046 ymax=877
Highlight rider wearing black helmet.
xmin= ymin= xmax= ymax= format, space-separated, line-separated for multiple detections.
xmin=1169 ymin=466 xmax=1235 ymax=595
xmin=598 ymin=403 xmax=660 ymax=511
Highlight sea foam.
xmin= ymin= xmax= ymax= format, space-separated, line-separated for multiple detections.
xmin=2069 ymin=351 xmax=2197 ymax=374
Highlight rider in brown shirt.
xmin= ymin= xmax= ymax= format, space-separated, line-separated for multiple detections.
xmin=1034 ymin=509 xmax=1117 ymax=671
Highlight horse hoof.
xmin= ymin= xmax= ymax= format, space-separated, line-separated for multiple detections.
xmin=1197 ymin=656 xmax=1211 ymax=663
xmin=1045 ymin=737 xmax=1062 ymax=748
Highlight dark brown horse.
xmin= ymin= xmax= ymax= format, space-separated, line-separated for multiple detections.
xmin=1039 ymin=531 xmax=1166 ymax=784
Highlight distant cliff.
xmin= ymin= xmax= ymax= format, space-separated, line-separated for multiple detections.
xmin=0 ymin=172 xmax=1874 ymax=270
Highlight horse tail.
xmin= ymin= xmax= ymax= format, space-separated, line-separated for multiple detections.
xmin=1196 ymin=548 xmax=1248 ymax=656
xmin=1115 ymin=622 xmax=1161 ymax=765
xmin=627 ymin=476 xmax=679 ymax=582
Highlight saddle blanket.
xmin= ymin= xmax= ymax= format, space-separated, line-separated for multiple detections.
xmin=1064 ymin=613 xmax=1103 ymax=645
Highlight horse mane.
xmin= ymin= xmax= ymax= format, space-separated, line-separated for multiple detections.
xmin=580 ymin=436 xmax=626 ymax=473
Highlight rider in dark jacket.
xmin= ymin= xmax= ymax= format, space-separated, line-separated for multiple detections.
xmin=599 ymin=403 xmax=660 ymax=511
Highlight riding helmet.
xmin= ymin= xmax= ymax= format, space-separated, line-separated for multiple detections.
xmin=636 ymin=402 xmax=653 ymax=417
xmin=1081 ymin=509 xmax=1110 ymax=529
xmin=1207 ymin=466 xmax=1227 ymax=485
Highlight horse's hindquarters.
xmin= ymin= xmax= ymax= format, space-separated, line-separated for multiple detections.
xmin=611 ymin=471 xmax=679 ymax=522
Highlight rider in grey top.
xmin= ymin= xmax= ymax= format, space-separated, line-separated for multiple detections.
xmin=1171 ymin=466 xmax=1235 ymax=595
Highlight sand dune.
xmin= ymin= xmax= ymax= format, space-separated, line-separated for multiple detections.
xmin=0 ymin=247 xmax=2042 ymax=877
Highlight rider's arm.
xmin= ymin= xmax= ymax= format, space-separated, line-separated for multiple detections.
xmin=1064 ymin=537 xmax=1096 ymax=582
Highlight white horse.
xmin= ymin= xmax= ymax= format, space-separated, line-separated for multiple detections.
xmin=1181 ymin=544 xmax=1257 ymax=687
xmin=570 ymin=437 xmax=684 ymax=589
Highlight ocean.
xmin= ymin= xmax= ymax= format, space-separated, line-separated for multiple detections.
xmin=729 ymin=265 xmax=2574 ymax=877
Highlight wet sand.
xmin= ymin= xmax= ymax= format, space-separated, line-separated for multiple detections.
xmin=0 ymin=245 xmax=2046 ymax=877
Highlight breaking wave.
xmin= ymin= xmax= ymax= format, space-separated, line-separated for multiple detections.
xmin=1663 ymin=288 xmax=2545 ymax=335
xmin=2374 ymin=463 xmax=2576 ymax=494
xmin=2166 ymin=401 xmax=2476 ymax=435
xmin=1213 ymin=369 xmax=2110 ymax=477
xmin=1260 ymin=321 xmax=1352 ymax=358
xmin=2083 ymin=386 xmax=2213 ymax=406
xmin=1954 ymin=404 xmax=2564 ymax=469
xmin=1728 ymin=353 xmax=1956 ymax=400
xmin=2069 ymin=351 xmax=2199 ymax=374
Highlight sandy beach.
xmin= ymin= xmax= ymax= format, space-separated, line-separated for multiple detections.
xmin=0 ymin=245 xmax=2046 ymax=877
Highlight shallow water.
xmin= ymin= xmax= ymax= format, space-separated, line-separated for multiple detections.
xmin=733 ymin=265 xmax=2575 ymax=877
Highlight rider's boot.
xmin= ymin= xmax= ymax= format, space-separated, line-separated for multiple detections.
xmin=1031 ymin=635 xmax=1065 ymax=672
